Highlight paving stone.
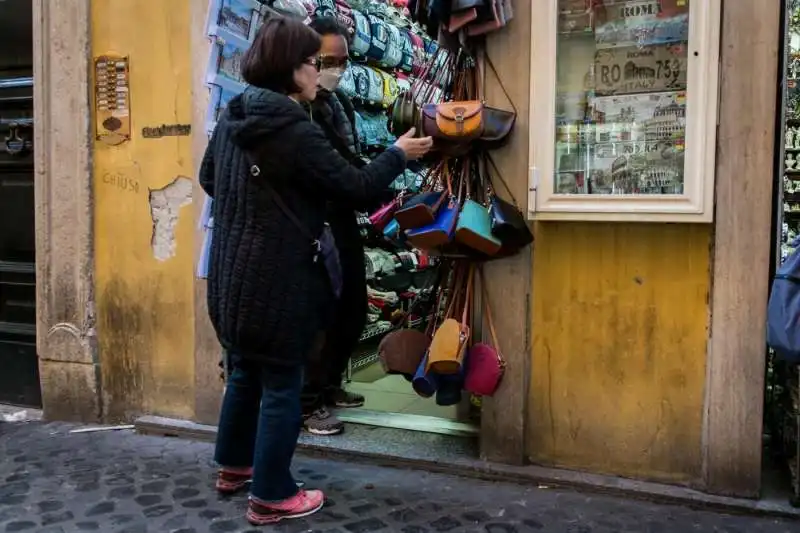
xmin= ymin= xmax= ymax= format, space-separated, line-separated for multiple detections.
xmin=0 ymin=421 xmax=798 ymax=533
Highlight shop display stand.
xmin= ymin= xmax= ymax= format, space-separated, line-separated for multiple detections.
xmin=771 ymin=0 xmax=800 ymax=507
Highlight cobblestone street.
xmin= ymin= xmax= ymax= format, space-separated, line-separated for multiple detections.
xmin=0 ymin=421 xmax=796 ymax=533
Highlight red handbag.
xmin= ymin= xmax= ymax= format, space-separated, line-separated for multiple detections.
xmin=464 ymin=267 xmax=505 ymax=396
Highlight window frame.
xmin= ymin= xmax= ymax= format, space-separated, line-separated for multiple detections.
xmin=527 ymin=0 xmax=722 ymax=223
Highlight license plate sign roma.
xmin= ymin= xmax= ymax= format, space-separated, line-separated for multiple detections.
xmin=594 ymin=43 xmax=687 ymax=96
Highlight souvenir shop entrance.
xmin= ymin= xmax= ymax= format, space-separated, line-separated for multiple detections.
xmin=0 ymin=0 xmax=40 ymax=407
xmin=197 ymin=0 xmax=523 ymax=439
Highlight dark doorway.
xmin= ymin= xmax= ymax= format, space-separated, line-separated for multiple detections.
xmin=0 ymin=0 xmax=40 ymax=407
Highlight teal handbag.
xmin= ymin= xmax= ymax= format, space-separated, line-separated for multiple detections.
xmin=454 ymin=164 xmax=502 ymax=256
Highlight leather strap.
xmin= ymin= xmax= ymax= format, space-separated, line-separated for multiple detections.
xmin=461 ymin=263 xmax=475 ymax=328
xmin=478 ymin=266 xmax=504 ymax=365
xmin=485 ymin=152 xmax=519 ymax=207
xmin=481 ymin=51 xmax=516 ymax=114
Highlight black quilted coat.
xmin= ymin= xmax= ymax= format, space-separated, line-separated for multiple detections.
xmin=199 ymin=87 xmax=406 ymax=366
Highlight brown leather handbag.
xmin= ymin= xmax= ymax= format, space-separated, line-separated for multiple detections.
xmin=420 ymin=100 xmax=485 ymax=141
xmin=476 ymin=53 xmax=516 ymax=150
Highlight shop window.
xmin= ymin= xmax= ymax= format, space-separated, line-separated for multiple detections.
xmin=528 ymin=0 xmax=721 ymax=222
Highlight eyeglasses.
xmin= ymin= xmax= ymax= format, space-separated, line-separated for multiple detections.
xmin=303 ymin=57 xmax=322 ymax=71
xmin=317 ymin=55 xmax=350 ymax=70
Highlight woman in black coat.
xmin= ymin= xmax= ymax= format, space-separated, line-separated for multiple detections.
xmin=199 ymin=17 xmax=432 ymax=526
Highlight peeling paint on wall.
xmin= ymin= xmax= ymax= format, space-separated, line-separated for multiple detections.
xmin=148 ymin=176 xmax=193 ymax=261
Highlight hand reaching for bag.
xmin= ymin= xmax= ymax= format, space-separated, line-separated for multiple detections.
xmin=393 ymin=128 xmax=433 ymax=161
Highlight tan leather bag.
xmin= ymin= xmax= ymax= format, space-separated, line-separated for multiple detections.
xmin=420 ymin=101 xmax=485 ymax=142
xmin=427 ymin=264 xmax=474 ymax=375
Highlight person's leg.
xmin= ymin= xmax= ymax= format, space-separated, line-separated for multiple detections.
xmin=301 ymin=332 xmax=345 ymax=435
xmin=322 ymin=245 xmax=368 ymax=408
xmin=214 ymin=350 xmax=261 ymax=493
xmin=248 ymin=362 xmax=324 ymax=524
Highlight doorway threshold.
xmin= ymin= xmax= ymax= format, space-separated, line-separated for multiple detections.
xmin=135 ymin=415 xmax=800 ymax=519
xmin=334 ymin=409 xmax=478 ymax=437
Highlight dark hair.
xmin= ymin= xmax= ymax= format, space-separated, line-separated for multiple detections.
xmin=308 ymin=17 xmax=348 ymax=38
xmin=241 ymin=16 xmax=321 ymax=93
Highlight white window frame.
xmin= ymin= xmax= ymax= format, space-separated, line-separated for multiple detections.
xmin=527 ymin=0 xmax=722 ymax=223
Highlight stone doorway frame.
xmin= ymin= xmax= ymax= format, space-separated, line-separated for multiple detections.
xmin=32 ymin=0 xmax=99 ymax=421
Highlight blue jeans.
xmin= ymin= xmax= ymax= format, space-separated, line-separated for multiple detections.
xmin=214 ymin=351 xmax=303 ymax=502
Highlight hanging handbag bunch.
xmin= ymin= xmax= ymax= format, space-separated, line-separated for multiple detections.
xmin=412 ymin=262 xmax=472 ymax=398
xmin=419 ymin=50 xmax=516 ymax=153
xmin=389 ymin=47 xmax=451 ymax=138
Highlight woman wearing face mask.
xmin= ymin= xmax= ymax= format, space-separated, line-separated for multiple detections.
xmin=299 ymin=17 xmax=373 ymax=437
xmin=200 ymin=16 xmax=432 ymax=526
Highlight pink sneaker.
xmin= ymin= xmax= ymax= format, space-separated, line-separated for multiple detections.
xmin=216 ymin=467 xmax=252 ymax=494
xmin=246 ymin=489 xmax=325 ymax=525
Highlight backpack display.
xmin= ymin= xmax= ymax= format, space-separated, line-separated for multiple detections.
xmin=768 ymin=242 xmax=800 ymax=364
xmin=366 ymin=14 xmax=389 ymax=62
xmin=351 ymin=64 xmax=372 ymax=102
xmin=365 ymin=66 xmax=385 ymax=106
xmin=315 ymin=0 xmax=337 ymax=18
xmin=334 ymin=0 xmax=356 ymax=36
xmin=399 ymin=30 xmax=414 ymax=73
xmin=381 ymin=22 xmax=405 ymax=69
xmin=351 ymin=10 xmax=372 ymax=56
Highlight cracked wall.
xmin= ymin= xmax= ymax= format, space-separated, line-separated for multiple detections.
xmin=149 ymin=176 xmax=193 ymax=262
xmin=92 ymin=0 xmax=195 ymax=422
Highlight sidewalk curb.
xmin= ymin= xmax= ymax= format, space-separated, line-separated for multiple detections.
xmin=134 ymin=415 xmax=800 ymax=520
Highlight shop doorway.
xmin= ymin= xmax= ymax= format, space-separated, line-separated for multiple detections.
xmin=765 ymin=0 xmax=800 ymax=507
xmin=0 ymin=0 xmax=40 ymax=408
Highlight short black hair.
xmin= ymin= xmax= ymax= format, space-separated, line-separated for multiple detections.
xmin=241 ymin=16 xmax=321 ymax=93
xmin=308 ymin=17 xmax=348 ymax=38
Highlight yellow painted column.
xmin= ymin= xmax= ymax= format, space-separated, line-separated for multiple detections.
xmin=91 ymin=0 xmax=196 ymax=421
xmin=529 ymin=222 xmax=711 ymax=483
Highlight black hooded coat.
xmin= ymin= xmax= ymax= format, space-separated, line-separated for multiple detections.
xmin=199 ymin=87 xmax=406 ymax=366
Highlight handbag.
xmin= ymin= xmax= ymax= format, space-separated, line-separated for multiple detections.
xmin=351 ymin=65 xmax=371 ymax=102
xmin=467 ymin=0 xmax=506 ymax=36
xmin=369 ymin=194 xmax=404 ymax=232
xmin=405 ymin=195 xmax=460 ymax=251
xmin=449 ymin=0 xmax=484 ymax=31
xmin=464 ymin=267 xmax=505 ymax=396
xmin=394 ymin=163 xmax=447 ymax=229
xmin=249 ymin=163 xmax=343 ymax=299
xmin=485 ymin=154 xmax=533 ymax=253
xmin=421 ymin=101 xmax=485 ymax=141
xmin=427 ymin=264 xmax=473 ymax=375
xmin=351 ymin=10 xmax=372 ymax=56
xmin=477 ymin=54 xmax=517 ymax=150
xmin=405 ymin=168 xmax=460 ymax=250
xmin=455 ymin=160 xmax=501 ymax=256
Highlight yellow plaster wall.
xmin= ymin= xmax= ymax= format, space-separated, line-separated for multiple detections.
xmin=92 ymin=0 xmax=196 ymax=421
xmin=528 ymin=222 xmax=711 ymax=482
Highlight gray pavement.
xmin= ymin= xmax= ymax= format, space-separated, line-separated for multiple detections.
xmin=0 ymin=420 xmax=797 ymax=533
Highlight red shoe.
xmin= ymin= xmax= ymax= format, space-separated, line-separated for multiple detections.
xmin=216 ymin=467 xmax=252 ymax=494
xmin=246 ymin=489 xmax=325 ymax=525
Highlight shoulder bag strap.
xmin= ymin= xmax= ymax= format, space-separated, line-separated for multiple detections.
xmin=478 ymin=266 xmax=504 ymax=366
xmin=248 ymin=162 xmax=320 ymax=252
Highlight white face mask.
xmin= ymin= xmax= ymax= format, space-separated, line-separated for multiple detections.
xmin=319 ymin=67 xmax=345 ymax=91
